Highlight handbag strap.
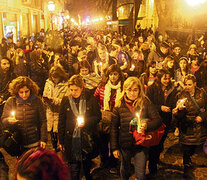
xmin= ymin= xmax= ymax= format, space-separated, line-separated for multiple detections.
xmin=188 ymin=93 xmax=200 ymax=111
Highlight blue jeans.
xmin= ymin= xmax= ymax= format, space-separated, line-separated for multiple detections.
xmin=120 ymin=146 xmax=148 ymax=180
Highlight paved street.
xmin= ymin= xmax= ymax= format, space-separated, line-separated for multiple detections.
xmin=1 ymin=132 xmax=207 ymax=180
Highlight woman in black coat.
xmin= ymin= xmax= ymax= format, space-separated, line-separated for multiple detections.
xmin=111 ymin=77 xmax=162 ymax=180
xmin=146 ymin=69 xmax=178 ymax=175
xmin=58 ymin=75 xmax=101 ymax=180
xmin=1 ymin=76 xmax=47 ymax=153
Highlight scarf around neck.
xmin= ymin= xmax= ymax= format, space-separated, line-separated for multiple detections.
xmin=69 ymin=95 xmax=86 ymax=117
xmin=104 ymin=80 xmax=121 ymax=111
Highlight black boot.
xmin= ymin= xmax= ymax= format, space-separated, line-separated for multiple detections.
xmin=53 ymin=133 xmax=59 ymax=152
xmin=50 ymin=131 xmax=57 ymax=151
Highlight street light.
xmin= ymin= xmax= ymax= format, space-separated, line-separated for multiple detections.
xmin=48 ymin=1 xmax=55 ymax=30
xmin=185 ymin=0 xmax=206 ymax=7
xmin=185 ymin=0 xmax=206 ymax=43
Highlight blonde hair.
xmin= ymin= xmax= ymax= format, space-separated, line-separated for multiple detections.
xmin=115 ymin=77 xmax=147 ymax=109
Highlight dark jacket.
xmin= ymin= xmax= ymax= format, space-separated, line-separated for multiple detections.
xmin=29 ymin=60 xmax=48 ymax=94
xmin=0 ymin=71 xmax=16 ymax=102
xmin=58 ymin=91 xmax=101 ymax=162
xmin=147 ymin=83 xmax=178 ymax=127
xmin=1 ymin=95 xmax=47 ymax=146
xmin=110 ymin=98 xmax=162 ymax=151
xmin=175 ymin=87 xmax=207 ymax=145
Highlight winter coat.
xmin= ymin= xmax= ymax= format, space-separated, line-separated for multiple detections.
xmin=110 ymin=98 xmax=162 ymax=151
xmin=43 ymin=79 xmax=68 ymax=132
xmin=147 ymin=83 xmax=178 ymax=128
xmin=147 ymin=49 xmax=169 ymax=69
xmin=94 ymin=84 xmax=117 ymax=111
xmin=29 ymin=60 xmax=48 ymax=94
xmin=175 ymin=87 xmax=207 ymax=145
xmin=13 ymin=56 xmax=28 ymax=76
xmin=1 ymin=95 xmax=47 ymax=146
xmin=0 ymin=71 xmax=16 ymax=102
xmin=58 ymin=91 xmax=101 ymax=162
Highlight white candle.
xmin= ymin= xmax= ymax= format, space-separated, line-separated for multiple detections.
xmin=136 ymin=113 xmax=142 ymax=133
xmin=77 ymin=116 xmax=84 ymax=126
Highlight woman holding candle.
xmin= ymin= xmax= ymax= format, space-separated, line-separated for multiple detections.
xmin=58 ymin=75 xmax=101 ymax=180
xmin=146 ymin=69 xmax=178 ymax=175
xmin=1 ymin=76 xmax=47 ymax=155
xmin=110 ymin=77 xmax=162 ymax=180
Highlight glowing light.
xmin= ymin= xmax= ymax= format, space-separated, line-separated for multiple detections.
xmin=71 ymin=18 xmax=75 ymax=23
xmin=65 ymin=15 xmax=70 ymax=19
xmin=131 ymin=64 xmax=135 ymax=69
xmin=77 ymin=116 xmax=84 ymax=126
xmin=48 ymin=1 xmax=55 ymax=12
xmin=100 ymin=17 xmax=103 ymax=21
xmin=185 ymin=0 xmax=206 ymax=6
xmin=11 ymin=111 xmax=15 ymax=117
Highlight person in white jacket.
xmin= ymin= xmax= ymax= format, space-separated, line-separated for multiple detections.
xmin=43 ymin=65 xmax=68 ymax=151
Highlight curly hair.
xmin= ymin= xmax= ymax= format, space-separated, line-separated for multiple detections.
xmin=9 ymin=76 xmax=39 ymax=96
xmin=15 ymin=148 xmax=70 ymax=180
xmin=100 ymin=64 xmax=125 ymax=87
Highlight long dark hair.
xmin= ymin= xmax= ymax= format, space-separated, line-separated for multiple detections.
xmin=155 ymin=69 xmax=172 ymax=90
xmin=100 ymin=64 xmax=125 ymax=87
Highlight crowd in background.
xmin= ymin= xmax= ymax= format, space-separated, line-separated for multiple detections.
xmin=0 ymin=26 xmax=207 ymax=180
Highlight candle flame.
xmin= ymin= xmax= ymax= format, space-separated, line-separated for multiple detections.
xmin=136 ymin=113 xmax=140 ymax=118
xmin=100 ymin=62 xmax=102 ymax=66
xmin=132 ymin=64 xmax=135 ymax=68
xmin=11 ymin=111 xmax=15 ymax=117
xmin=77 ymin=116 xmax=84 ymax=126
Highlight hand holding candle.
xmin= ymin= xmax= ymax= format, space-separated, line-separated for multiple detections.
xmin=177 ymin=98 xmax=187 ymax=110
xmin=136 ymin=113 xmax=147 ymax=133
xmin=8 ymin=111 xmax=19 ymax=124
xmin=77 ymin=116 xmax=85 ymax=127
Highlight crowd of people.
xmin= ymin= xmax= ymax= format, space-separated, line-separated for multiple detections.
xmin=0 ymin=26 xmax=207 ymax=180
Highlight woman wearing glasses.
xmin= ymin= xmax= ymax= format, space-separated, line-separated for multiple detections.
xmin=110 ymin=77 xmax=162 ymax=180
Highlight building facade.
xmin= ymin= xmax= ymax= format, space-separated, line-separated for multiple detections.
xmin=0 ymin=0 xmax=65 ymax=42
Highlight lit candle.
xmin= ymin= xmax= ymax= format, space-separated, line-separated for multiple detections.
xmin=77 ymin=116 xmax=84 ymax=126
xmin=131 ymin=64 xmax=135 ymax=69
xmin=136 ymin=113 xmax=142 ymax=133
xmin=11 ymin=111 xmax=15 ymax=118
xmin=99 ymin=62 xmax=102 ymax=66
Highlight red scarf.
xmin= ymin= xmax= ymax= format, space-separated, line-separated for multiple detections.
xmin=124 ymin=95 xmax=136 ymax=113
